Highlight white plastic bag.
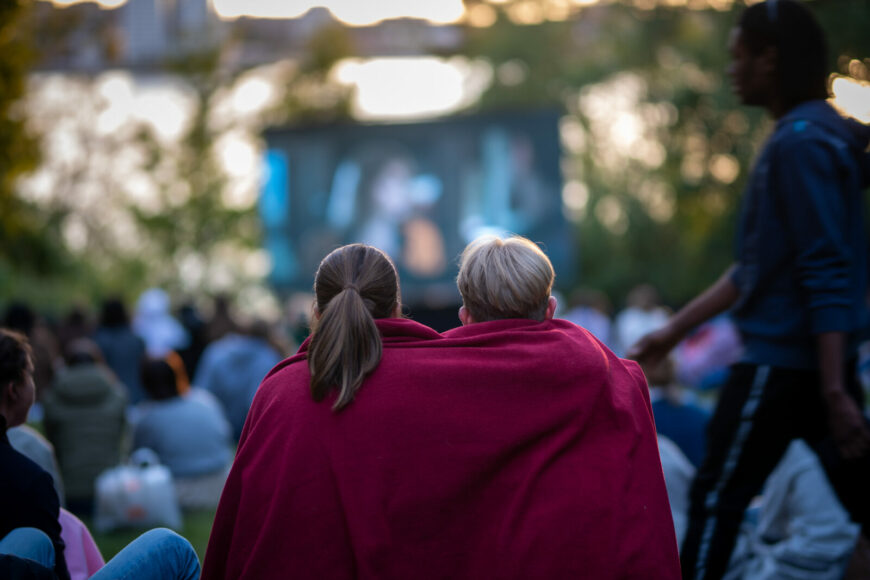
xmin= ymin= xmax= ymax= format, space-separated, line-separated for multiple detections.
xmin=93 ymin=448 xmax=182 ymax=533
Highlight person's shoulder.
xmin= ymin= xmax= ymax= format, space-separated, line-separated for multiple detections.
xmin=774 ymin=101 xmax=853 ymax=151
xmin=1 ymin=442 xmax=56 ymax=495
xmin=8 ymin=424 xmax=53 ymax=454
xmin=254 ymin=351 xmax=310 ymax=398
xmin=377 ymin=317 xmax=443 ymax=343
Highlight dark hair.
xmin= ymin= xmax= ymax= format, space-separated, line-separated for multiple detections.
xmin=3 ymin=302 xmax=35 ymax=336
xmin=99 ymin=298 xmax=129 ymax=328
xmin=738 ymin=0 xmax=828 ymax=109
xmin=308 ymin=244 xmax=400 ymax=411
xmin=141 ymin=357 xmax=180 ymax=401
xmin=0 ymin=328 xmax=33 ymax=387
xmin=64 ymin=338 xmax=103 ymax=367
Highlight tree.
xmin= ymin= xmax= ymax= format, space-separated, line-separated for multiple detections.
xmin=0 ymin=0 xmax=64 ymax=295
xmin=4 ymin=16 xmax=356 ymax=312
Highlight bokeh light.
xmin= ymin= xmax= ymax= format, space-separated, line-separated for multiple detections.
xmin=332 ymin=57 xmax=491 ymax=120
xmin=831 ymin=76 xmax=870 ymax=124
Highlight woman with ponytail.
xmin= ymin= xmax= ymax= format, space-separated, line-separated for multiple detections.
xmin=307 ymin=244 xmax=401 ymax=410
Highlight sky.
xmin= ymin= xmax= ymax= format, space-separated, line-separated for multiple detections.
xmin=209 ymin=0 xmax=466 ymax=25
xmin=46 ymin=0 xmax=468 ymax=25
xmin=41 ymin=0 xmax=748 ymax=24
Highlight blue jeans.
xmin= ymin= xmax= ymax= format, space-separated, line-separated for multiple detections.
xmin=0 ymin=527 xmax=199 ymax=580
xmin=0 ymin=527 xmax=55 ymax=569
xmin=92 ymin=528 xmax=200 ymax=580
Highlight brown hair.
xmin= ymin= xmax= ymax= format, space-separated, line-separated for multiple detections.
xmin=0 ymin=328 xmax=33 ymax=387
xmin=457 ymin=236 xmax=554 ymax=322
xmin=308 ymin=244 xmax=400 ymax=410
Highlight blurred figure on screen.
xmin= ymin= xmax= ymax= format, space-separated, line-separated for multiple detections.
xmin=327 ymin=144 xmax=446 ymax=279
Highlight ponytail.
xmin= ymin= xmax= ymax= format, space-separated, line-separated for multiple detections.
xmin=307 ymin=244 xmax=399 ymax=411
xmin=309 ymin=288 xmax=382 ymax=410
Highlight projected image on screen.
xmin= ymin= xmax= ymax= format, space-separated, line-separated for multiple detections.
xmin=260 ymin=109 xmax=574 ymax=307
xmin=326 ymin=142 xmax=447 ymax=279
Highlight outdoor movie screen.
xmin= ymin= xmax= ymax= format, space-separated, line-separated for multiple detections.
xmin=259 ymin=109 xmax=574 ymax=307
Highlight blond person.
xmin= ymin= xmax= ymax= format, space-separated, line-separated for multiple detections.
xmin=204 ymin=240 xmax=678 ymax=579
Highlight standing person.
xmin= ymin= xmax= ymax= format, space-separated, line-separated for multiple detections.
xmin=203 ymin=240 xmax=678 ymax=579
xmin=629 ymin=2 xmax=870 ymax=578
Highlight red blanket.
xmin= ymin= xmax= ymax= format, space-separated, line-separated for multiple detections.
xmin=202 ymin=318 xmax=679 ymax=579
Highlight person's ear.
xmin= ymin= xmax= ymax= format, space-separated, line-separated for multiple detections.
xmin=312 ymin=306 xmax=322 ymax=321
xmin=4 ymin=379 xmax=23 ymax=407
xmin=459 ymin=306 xmax=474 ymax=326
xmin=544 ymin=296 xmax=558 ymax=320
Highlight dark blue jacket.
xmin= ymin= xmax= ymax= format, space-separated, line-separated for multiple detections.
xmin=731 ymin=100 xmax=870 ymax=369
xmin=0 ymin=417 xmax=69 ymax=580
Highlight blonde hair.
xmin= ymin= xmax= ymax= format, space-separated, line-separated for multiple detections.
xmin=456 ymin=236 xmax=554 ymax=322
xmin=309 ymin=244 xmax=400 ymax=411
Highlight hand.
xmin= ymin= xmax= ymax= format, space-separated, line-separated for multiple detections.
xmin=825 ymin=390 xmax=870 ymax=459
xmin=626 ymin=325 xmax=680 ymax=366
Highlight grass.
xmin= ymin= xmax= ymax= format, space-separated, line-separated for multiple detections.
xmin=22 ymin=419 xmax=220 ymax=564
xmin=80 ymin=508 xmax=216 ymax=563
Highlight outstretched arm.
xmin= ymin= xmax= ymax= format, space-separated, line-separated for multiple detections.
xmin=627 ymin=266 xmax=739 ymax=366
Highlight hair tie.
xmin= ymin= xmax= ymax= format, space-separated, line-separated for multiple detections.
xmin=344 ymin=283 xmax=360 ymax=293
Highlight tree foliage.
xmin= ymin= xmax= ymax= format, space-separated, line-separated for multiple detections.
xmin=0 ymin=16 xmax=356 ymax=312
xmin=2 ymin=0 xmax=868 ymax=313
xmin=460 ymin=0 xmax=870 ymax=308
xmin=0 ymin=0 xmax=63 ymax=286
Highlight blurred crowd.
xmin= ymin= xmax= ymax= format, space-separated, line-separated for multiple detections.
xmin=2 ymin=289 xmax=295 ymax=518
xmin=3 ymin=278 xmax=869 ymax=578
xmin=562 ymin=283 xmax=869 ymax=578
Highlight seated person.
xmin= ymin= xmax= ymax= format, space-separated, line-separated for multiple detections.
xmin=725 ymin=439 xmax=859 ymax=580
xmin=672 ymin=314 xmax=742 ymax=392
xmin=658 ymin=434 xmax=696 ymax=550
xmin=560 ymin=287 xmax=615 ymax=349
xmin=134 ymin=356 xmax=233 ymax=510
xmin=641 ymin=354 xmax=711 ymax=468
xmin=59 ymin=508 xmax=104 ymax=580
xmin=193 ymin=319 xmax=283 ymax=441
xmin=93 ymin=298 xmax=147 ymax=405
xmin=0 ymin=527 xmax=57 ymax=579
xmin=41 ymin=339 xmax=127 ymax=515
xmin=0 ymin=328 xmax=200 ymax=580
xmin=8 ymin=423 xmax=66 ymax=507
xmin=0 ymin=525 xmax=200 ymax=580
xmin=202 ymin=239 xmax=678 ymax=579
xmin=0 ymin=329 xmax=69 ymax=579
